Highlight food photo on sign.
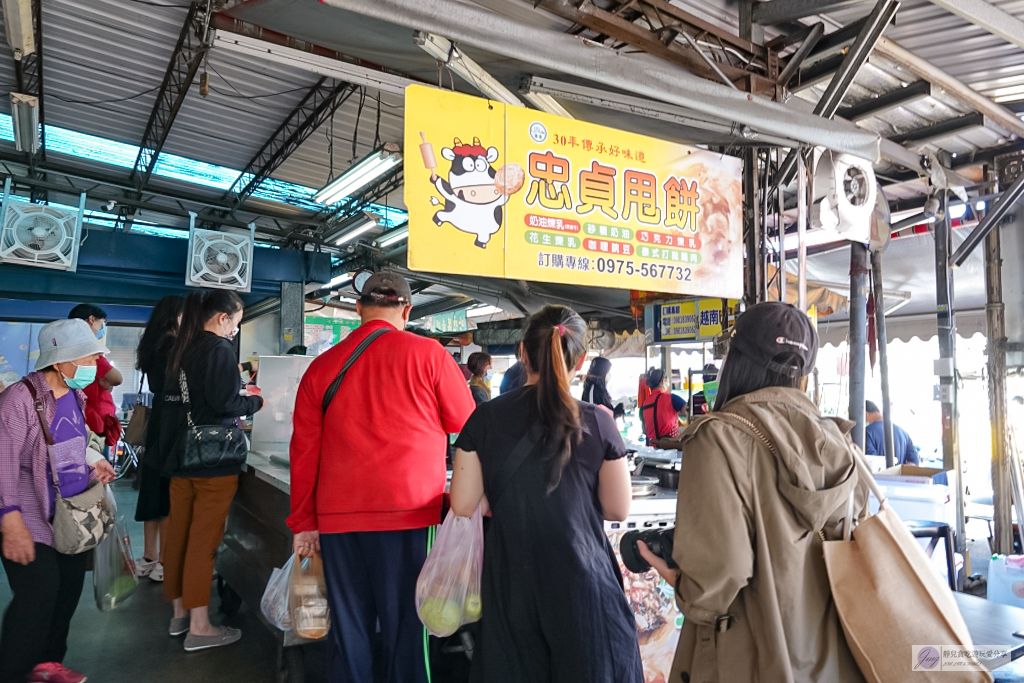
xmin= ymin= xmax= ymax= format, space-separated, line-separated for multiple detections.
xmin=405 ymin=85 xmax=743 ymax=299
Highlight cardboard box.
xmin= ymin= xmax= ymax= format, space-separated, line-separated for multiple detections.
xmin=874 ymin=465 xmax=946 ymax=485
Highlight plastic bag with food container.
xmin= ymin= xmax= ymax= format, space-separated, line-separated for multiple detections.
xmin=415 ymin=507 xmax=484 ymax=637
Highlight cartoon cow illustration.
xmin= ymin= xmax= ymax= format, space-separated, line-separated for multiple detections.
xmin=427 ymin=137 xmax=512 ymax=248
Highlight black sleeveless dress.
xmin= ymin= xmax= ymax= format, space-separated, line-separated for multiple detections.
xmin=454 ymin=386 xmax=644 ymax=683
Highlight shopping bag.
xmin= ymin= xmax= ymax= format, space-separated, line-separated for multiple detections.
xmin=415 ymin=507 xmax=484 ymax=637
xmin=261 ymin=554 xmax=296 ymax=631
xmin=824 ymin=449 xmax=992 ymax=683
xmin=93 ymin=515 xmax=139 ymax=612
xmin=288 ymin=553 xmax=330 ymax=640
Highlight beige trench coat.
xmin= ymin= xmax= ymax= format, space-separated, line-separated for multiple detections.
xmin=667 ymin=387 xmax=869 ymax=683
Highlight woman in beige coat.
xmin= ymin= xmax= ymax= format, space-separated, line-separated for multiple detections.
xmin=640 ymin=302 xmax=868 ymax=683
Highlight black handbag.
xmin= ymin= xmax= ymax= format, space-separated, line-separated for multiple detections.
xmin=177 ymin=369 xmax=248 ymax=471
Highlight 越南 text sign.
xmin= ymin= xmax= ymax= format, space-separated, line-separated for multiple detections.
xmin=405 ymin=85 xmax=743 ymax=298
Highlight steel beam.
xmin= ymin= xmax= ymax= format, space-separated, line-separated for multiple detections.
xmin=322 ymin=166 xmax=403 ymax=228
xmin=12 ymin=0 xmax=45 ymax=202
xmin=778 ymin=23 xmax=824 ymax=88
xmin=838 ymin=80 xmax=932 ymax=122
xmin=130 ymin=2 xmax=209 ymax=193
xmin=935 ymin=192 xmax=966 ymax=551
xmin=225 ymin=78 xmax=357 ymax=210
xmin=952 ymin=167 xmax=1024 ymax=267
xmin=535 ymin=0 xmax=754 ymax=86
xmin=871 ymin=250 xmax=895 ymax=467
xmin=411 ymin=295 xmax=475 ymax=321
xmin=889 ymin=112 xmax=988 ymax=146
xmin=744 ymin=147 xmax=761 ymax=307
xmin=983 ymin=195 xmax=1013 ymax=554
xmin=927 ymin=0 xmax=1024 ymax=54
xmin=752 ymin=0 xmax=871 ymax=25
xmin=775 ymin=0 xmax=898 ymax=188
xmin=849 ymin=242 xmax=869 ymax=448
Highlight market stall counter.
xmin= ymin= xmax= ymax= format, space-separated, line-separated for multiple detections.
xmin=216 ymin=451 xmax=320 ymax=683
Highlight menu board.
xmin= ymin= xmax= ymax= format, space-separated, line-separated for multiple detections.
xmin=304 ymin=316 xmax=360 ymax=356
xmin=406 ymin=85 xmax=743 ymax=298
xmin=606 ymin=529 xmax=682 ymax=682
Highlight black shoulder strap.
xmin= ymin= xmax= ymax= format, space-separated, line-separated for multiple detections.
xmin=487 ymin=423 xmax=544 ymax=510
xmin=321 ymin=327 xmax=391 ymax=414
xmin=640 ymin=394 xmax=662 ymax=440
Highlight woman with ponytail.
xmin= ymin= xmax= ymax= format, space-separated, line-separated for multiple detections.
xmin=449 ymin=305 xmax=642 ymax=683
xmin=161 ymin=290 xmax=264 ymax=653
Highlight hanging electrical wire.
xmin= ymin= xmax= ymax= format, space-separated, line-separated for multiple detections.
xmin=51 ymin=86 xmax=161 ymax=105
xmin=327 ymin=100 xmax=336 ymax=184
xmin=374 ymin=91 xmax=382 ymax=149
xmin=352 ymin=86 xmax=366 ymax=161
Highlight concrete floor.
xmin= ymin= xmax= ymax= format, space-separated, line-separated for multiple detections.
xmin=0 ymin=480 xmax=325 ymax=683
xmin=4 ymin=481 xmax=1024 ymax=681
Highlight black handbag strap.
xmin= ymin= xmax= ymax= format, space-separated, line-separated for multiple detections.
xmin=487 ymin=423 xmax=544 ymax=510
xmin=321 ymin=327 xmax=391 ymax=413
xmin=640 ymin=393 xmax=663 ymax=440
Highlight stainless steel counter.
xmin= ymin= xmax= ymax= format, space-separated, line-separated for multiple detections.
xmin=244 ymin=451 xmax=291 ymax=494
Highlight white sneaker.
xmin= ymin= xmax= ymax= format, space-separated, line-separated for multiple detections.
xmin=149 ymin=562 xmax=164 ymax=582
xmin=136 ymin=558 xmax=157 ymax=578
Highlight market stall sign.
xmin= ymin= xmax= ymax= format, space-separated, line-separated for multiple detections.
xmin=426 ymin=309 xmax=469 ymax=335
xmin=405 ymin=86 xmax=743 ymax=298
xmin=645 ymin=299 xmax=738 ymax=344
xmin=304 ymin=316 xmax=360 ymax=356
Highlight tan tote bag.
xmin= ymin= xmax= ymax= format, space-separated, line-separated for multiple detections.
xmin=719 ymin=411 xmax=991 ymax=683
xmin=824 ymin=449 xmax=991 ymax=683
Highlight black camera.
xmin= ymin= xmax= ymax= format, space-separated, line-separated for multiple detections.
xmin=619 ymin=527 xmax=677 ymax=573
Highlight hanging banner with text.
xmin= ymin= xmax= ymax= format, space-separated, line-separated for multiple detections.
xmin=405 ymin=86 xmax=743 ymax=298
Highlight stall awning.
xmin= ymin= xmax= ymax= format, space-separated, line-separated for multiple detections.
xmin=817 ymin=309 xmax=987 ymax=347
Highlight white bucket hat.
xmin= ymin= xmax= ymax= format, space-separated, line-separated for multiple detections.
xmin=35 ymin=318 xmax=110 ymax=370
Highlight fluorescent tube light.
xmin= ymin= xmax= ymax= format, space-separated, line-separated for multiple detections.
xmin=328 ymin=273 xmax=353 ymax=288
xmin=467 ymin=305 xmax=502 ymax=318
xmin=948 ymin=203 xmax=967 ymax=220
xmin=415 ymin=31 xmax=524 ymax=108
xmin=975 ymin=200 xmax=986 ymax=212
xmin=10 ymin=92 xmax=38 ymax=154
xmin=377 ymin=224 xmax=409 ymax=248
xmin=332 ymin=214 xmax=379 ymax=246
xmin=314 ymin=144 xmax=402 ymax=206
xmin=213 ymin=32 xmax=413 ymax=96
xmin=2 ymin=0 xmax=34 ymax=59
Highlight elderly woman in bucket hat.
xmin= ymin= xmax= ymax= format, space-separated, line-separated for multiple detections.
xmin=0 ymin=318 xmax=117 ymax=683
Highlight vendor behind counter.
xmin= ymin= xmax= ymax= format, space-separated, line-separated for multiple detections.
xmin=640 ymin=368 xmax=686 ymax=443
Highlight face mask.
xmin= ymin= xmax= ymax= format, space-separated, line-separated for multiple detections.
xmin=62 ymin=362 xmax=97 ymax=390
xmin=96 ymin=323 xmax=106 ymax=340
xmin=228 ymin=327 xmax=239 ymax=341
xmin=485 ymin=369 xmax=495 ymax=382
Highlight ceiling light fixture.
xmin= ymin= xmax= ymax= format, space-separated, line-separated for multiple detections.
xmin=948 ymin=203 xmax=967 ymax=220
xmin=10 ymin=92 xmax=38 ymax=154
xmin=415 ymin=31 xmax=525 ymax=108
xmin=328 ymin=273 xmax=353 ymax=288
xmin=376 ymin=223 xmax=409 ymax=248
xmin=326 ymin=213 xmax=380 ymax=247
xmin=314 ymin=144 xmax=402 ymax=207
xmin=2 ymin=0 xmax=35 ymax=59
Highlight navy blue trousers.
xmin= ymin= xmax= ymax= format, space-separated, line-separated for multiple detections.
xmin=320 ymin=529 xmax=431 ymax=683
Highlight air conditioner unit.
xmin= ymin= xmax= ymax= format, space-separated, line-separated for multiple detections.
xmin=810 ymin=150 xmax=876 ymax=243
xmin=186 ymin=218 xmax=255 ymax=292
xmin=0 ymin=180 xmax=84 ymax=271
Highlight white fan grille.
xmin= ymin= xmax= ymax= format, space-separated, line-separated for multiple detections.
xmin=0 ymin=202 xmax=81 ymax=270
xmin=186 ymin=228 xmax=253 ymax=292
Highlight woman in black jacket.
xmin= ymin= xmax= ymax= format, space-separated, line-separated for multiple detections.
xmin=162 ymin=290 xmax=263 ymax=652
xmin=134 ymin=294 xmax=185 ymax=582
xmin=581 ymin=357 xmax=624 ymax=418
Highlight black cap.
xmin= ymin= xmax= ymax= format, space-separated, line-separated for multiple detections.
xmin=701 ymin=364 xmax=718 ymax=382
xmin=361 ymin=271 xmax=412 ymax=305
xmin=729 ymin=302 xmax=817 ymax=378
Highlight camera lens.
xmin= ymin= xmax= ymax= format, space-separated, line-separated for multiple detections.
xmin=619 ymin=527 xmax=676 ymax=574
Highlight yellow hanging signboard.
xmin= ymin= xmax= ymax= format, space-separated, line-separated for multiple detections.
xmin=405 ymin=85 xmax=743 ymax=298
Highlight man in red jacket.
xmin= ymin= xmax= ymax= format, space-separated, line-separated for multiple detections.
xmin=288 ymin=271 xmax=475 ymax=683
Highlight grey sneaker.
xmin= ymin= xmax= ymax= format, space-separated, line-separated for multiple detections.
xmin=169 ymin=617 xmax=189 ymax=637
xmin=183 ymin=627 xmax=242 ymax=652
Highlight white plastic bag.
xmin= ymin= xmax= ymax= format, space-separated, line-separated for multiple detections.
xmin=415 ymin=507 xmax=484 ymax=637
xmin=93 ymin=516 xmax=138 ymax=611
xmin=288 ymin=553 xmax=330 ymax=640
xmin=260 ymin=554 xmax=296 ymax=631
